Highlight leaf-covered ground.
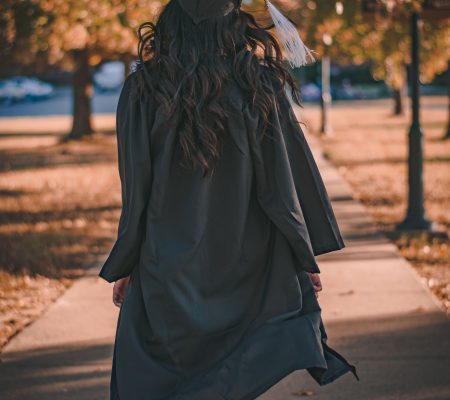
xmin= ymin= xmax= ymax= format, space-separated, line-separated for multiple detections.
xmin=0 ymin=117 xmax=121 ymax=349
xmin=302 ymin=96 xmax=449 ymax=314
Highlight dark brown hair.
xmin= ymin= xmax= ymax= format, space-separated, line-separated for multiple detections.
xmin=136 ymin=0 xmax=301 ymax=176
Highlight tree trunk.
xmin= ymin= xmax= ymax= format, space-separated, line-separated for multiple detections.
xmin=445 ymin=99 xmax=450 ymax=140
xmin=443 ymin=61 xmax=450 ymax=140
xmin=391 ymin=63 xmax=407 ymax=116
xmin=392 ymin=87 xmax=404 ymax=115
xmin=66 ymin=48 xmax=93 ymax=140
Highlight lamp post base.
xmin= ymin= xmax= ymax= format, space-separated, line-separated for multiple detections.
xmin=395 ymin=214 xmax=436 ymax=232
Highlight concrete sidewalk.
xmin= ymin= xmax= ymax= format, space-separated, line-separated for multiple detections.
xmin=259 ymin=135 xmax=450 ymax=400
xmin=0 ymin=133 xmax=449 ymax=400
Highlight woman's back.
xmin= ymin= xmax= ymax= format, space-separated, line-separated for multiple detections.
xmin=98 ymin=1 xmax=359 ymax=399
xmin=138 ymin=66 xmax=301 ymax=369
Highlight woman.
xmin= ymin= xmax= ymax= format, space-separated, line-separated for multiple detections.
xmin=98 ymin=0 xmax=359 ymax=399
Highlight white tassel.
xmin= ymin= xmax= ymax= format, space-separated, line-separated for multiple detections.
xmin=265 ymin=0 xmax=315 ymax=68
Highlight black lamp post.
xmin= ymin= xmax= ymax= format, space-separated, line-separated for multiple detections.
xmin=362 ymin=0 xmax=436 ymax=231
xmin=395 ymin=11 xmax=433 ymax=230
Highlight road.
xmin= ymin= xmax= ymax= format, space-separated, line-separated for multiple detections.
xmin=0 ymin=87 xmax=120 ymax=117
xmin=1 ymin=86 xmax=447 ymax=118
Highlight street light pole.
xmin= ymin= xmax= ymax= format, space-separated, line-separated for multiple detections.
xmin=320 ymin=55 xmax=332 ymax=135
xmin=396 ymin=12 xmax=433 ymax=231
xmin=320 ymin=32 xmax=333 ymax=135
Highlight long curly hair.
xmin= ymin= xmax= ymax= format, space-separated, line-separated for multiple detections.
xmin=136 ymin=0 xmax=301 ymax=177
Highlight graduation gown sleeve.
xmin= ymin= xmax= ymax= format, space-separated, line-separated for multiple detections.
xmin=98 ymin=75 xmax=153 ymax=283
xmin=275 ymin=80 xmax=346 ymax=256
xmin=245 ymin=70 xmax=345 ymax=274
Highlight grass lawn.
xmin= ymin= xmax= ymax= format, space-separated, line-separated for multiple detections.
xmin=301 ymin=96 xmax=449 ymax=314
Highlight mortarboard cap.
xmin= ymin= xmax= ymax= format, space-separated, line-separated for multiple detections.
xmin=177 ymin=0 xmax=314 ymax=68
xmin=178 ymin=0 xmax=241 ymax=24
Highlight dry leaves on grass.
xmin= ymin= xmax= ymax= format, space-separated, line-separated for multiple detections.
xmin=0 ymin=271 xmax=71 ymax=349
xmin=0 ymin=128 xmax=121 ymax=350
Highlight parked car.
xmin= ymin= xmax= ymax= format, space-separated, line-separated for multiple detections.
xmin=94 ymin=61 xmax=125 ymax=91
xmin=301 ymin=83 xmax=321 ymax=102
xmin=332 ymin=80 xmax=365 ymax=100
xmin=0 ymin=80 xmax=27 ymax=104
xmin=0 ymin=77 xmax=54 ymax=104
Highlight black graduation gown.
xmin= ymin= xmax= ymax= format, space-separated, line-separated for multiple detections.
xmin=98 ymin=68 xmax=359 ymax=400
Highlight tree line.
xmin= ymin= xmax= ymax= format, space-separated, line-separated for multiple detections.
xmin=1 ymin=0 xmax=448 ymax=139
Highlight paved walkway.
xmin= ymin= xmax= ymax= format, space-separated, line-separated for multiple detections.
xmin=0 ymin=129 xmax=449 ymax=400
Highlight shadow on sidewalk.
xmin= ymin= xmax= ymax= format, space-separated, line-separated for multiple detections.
xmin=0 ymin=339 xmax=113 ymax=400
xmin=1 ymin=311 xmax=449 ymax=400
xmin=262 ymin=310 xmax=450 ymax=400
